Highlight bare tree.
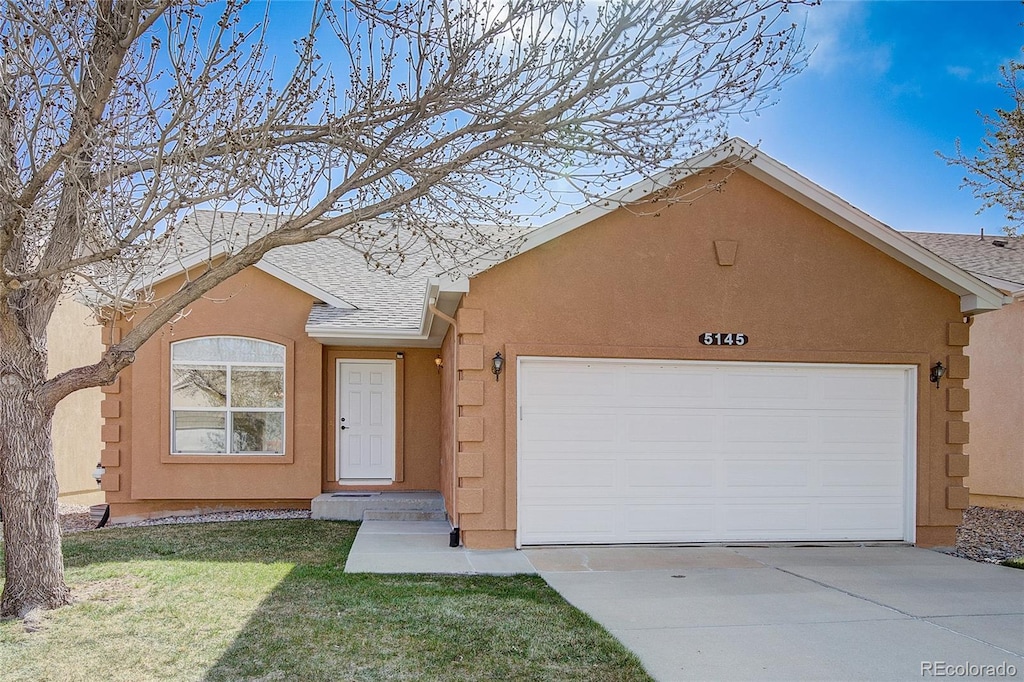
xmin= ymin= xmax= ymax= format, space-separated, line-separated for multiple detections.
xmin=942 ymin=58 xmax=1024 ymax=236
xmin=0 ymin=0 xmax=809 ymax=617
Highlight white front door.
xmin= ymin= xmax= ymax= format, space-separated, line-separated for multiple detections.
xmin=337 ymin=360 xmax=396 ymax=481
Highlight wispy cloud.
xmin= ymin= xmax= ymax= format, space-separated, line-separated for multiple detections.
xmin=946 ymin=65 xmax=974 ymax=81
xmin=801 ymin=2 xmax=891 ymax=76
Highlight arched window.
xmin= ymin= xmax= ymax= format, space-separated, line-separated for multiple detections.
xmin=170 ymin=337 xmax=285 ymax=455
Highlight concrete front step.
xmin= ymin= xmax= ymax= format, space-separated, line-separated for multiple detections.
xmin=311 ymin=490 xmax=448 ymax=522
xmin=363 ymin=509 xmax=449 ymax=522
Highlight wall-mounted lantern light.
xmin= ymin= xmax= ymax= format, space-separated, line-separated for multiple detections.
xmin=435 ymin=355 xmax=443 ymax=373
xmin=929 ymin=361 xmax=946 ymax=389
xmin=92 ymin=462 xmax=106 ymax=487
xmin=491 ymin=352 xmax=504 ymax=381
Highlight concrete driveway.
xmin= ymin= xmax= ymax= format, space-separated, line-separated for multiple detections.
xmin=524 ymin=546 xmax=1024 ymax=682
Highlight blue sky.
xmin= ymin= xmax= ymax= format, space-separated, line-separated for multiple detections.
xmin=239 ymin=1 xmax=1021 ymax=234
xmin=731 ymin=1 xmax=1024 ymax=235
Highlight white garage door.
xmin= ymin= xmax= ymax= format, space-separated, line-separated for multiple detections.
xmin=517 ymin=358 xmax=915 ymax=545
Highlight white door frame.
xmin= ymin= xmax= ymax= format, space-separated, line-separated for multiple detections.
xmin=515 ymin=357 xmax=918 ymax=548
xmin=336 ymin=358 xmax=396 ymax=483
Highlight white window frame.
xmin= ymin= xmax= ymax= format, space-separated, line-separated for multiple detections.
xmin=170 ymin=336 xmax=286 ymax=456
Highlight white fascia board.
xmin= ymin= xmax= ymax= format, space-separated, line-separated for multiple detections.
xmin=304 ymin=325 xmax=437 ymax=348
xmin=968 ymin=272 xmax=1024 ymax=298
xmin=253 ymin=260 xmax=356 ymax=309
xmin=432 ymin=276 xmax=470 ymax=293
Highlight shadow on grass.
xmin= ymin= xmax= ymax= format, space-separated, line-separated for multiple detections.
xmin=56 ymin=520 xmax=650 ymax=682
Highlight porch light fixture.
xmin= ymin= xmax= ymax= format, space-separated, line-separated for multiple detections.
xmin=435 ymin=355 xmax=443 ymax=372
xmin=491 ymin=352 xmax=504 ymax=381
xmin=92 ymin=462 xmax=106 ymax=487
xmin=930 ymin=361 xmax=945 ymax=389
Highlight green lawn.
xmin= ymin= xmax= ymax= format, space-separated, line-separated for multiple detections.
xmin=0 ymin=520 xmax=651 ymax=682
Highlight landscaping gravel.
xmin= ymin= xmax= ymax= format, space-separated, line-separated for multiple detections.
xmin=954 ymin=505 xmax=1024 ymax=563
xmin=57 ymin=504 xmax=309 ymax=535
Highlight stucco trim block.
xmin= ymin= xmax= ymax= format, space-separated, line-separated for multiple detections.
xmin=457 ymin=487 xmax=484 ymax=514
xmin=457 ymin=416 xmax=484 ymax=442
xmin=946 ymin=421 xmax=970 ymax=445
xmin=946 ymin=388 xmax=970 ymax=413
xmin=102 ymin=326 xmax=121 ymax=345
xmin=946 ymin=453 xmax=969 ymax=478
xmin=101 ymin=423 xmax=120 ymax=443
xmin=457 ymin=344 xmax=484 ymax=370
xmin=946 ymin=485 xmax=970 ymax=510
xmin=946 ymin=354 xmax=969 ymax=379
xmin=457 ymin=451 xmax=484 ymax=478
xmin=100 ymin=447 xmax=121 ymax=467
xmin=457 ymin=380 xmax=484 ymax=406
xmin=100 ymin=398 xmax=121 ymax=419
xmin=101 ymin=377 xmax=121 ymax=394
xmin=100 ymin=473 xmax=121 ymax=492
xmin=714 ymin=240 xmax=738 ymax=266
xmin=947 ymin=322 xmax=970 ymax=346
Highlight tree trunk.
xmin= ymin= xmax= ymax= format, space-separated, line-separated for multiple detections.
xmin=0 ymin=344 xmax=71 ymax=617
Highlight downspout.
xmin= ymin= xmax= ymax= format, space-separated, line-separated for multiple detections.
xmin=429 ymin=301 xmax=460 ymax=547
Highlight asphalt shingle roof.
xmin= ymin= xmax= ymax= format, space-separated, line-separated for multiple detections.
xmin=163 ymin=211 xmax=440 ymax=332
xmin=903 ymin=231 xmax=1024 ymax=289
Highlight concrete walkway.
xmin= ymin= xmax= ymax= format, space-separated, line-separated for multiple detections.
xmin=344 ymin=523 xmax=1024 ymax=681
xmin=343 ymin=519 xmax=535 ymax=574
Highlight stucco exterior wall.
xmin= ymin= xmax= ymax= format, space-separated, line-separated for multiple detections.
xmin=103 ymin=266 xmax=323 ymax=519
xmin=451 ymin=169 xmax=970 ymax=549
xmin=102 ymin=264 xmax=444 ymax=520
xmin=965 ymin=300 xmax=1024 ymax=509
xmin=49 ymin=296 xmax=104 ymax=505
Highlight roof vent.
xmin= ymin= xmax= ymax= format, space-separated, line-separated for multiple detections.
xmin=992 ymin=239 xmax=1009 ymax=248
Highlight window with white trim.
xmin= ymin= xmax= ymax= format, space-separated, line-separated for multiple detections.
xmin=170 ymin=337 xmax=285 ymax=455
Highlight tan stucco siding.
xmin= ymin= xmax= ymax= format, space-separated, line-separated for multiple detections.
xmin=453 ymin=169 xmax=968 ymax=548
xmin=105 ymin=266 xmax=323 ymax=517
xmin=49 ymin=296 xmax=104 ymax=505
xmin=103 ymin=265 xmax=444 ymax=520
xmin=965 ymin=300 xmax=1024 ymax=509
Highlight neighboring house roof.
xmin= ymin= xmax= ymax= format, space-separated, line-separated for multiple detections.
xmin=145 ymin=139 xmax=1008 ymax=348
xmin=903 ymin=231 xmax=1024 ymax=296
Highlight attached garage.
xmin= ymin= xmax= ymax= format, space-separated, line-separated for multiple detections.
xmin=517 ymin=358 xmax=916 ymax=546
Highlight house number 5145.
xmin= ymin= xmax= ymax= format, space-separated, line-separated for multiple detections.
xmin=699 ymin=332 xmax=748 ymax=346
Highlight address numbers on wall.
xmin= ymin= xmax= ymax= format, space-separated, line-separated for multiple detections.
xmin=699 ymin=332 xmax=748 ymax=346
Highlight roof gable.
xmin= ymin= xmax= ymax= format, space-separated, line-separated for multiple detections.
xmin=495 ymin=139 xmax=1006 ymax=315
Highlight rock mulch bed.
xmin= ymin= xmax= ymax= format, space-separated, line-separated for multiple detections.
xmin=57 ymin=504 xmax=310 ymax=535
xmin=954 ymin=505 xmax=1024 ymax=563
